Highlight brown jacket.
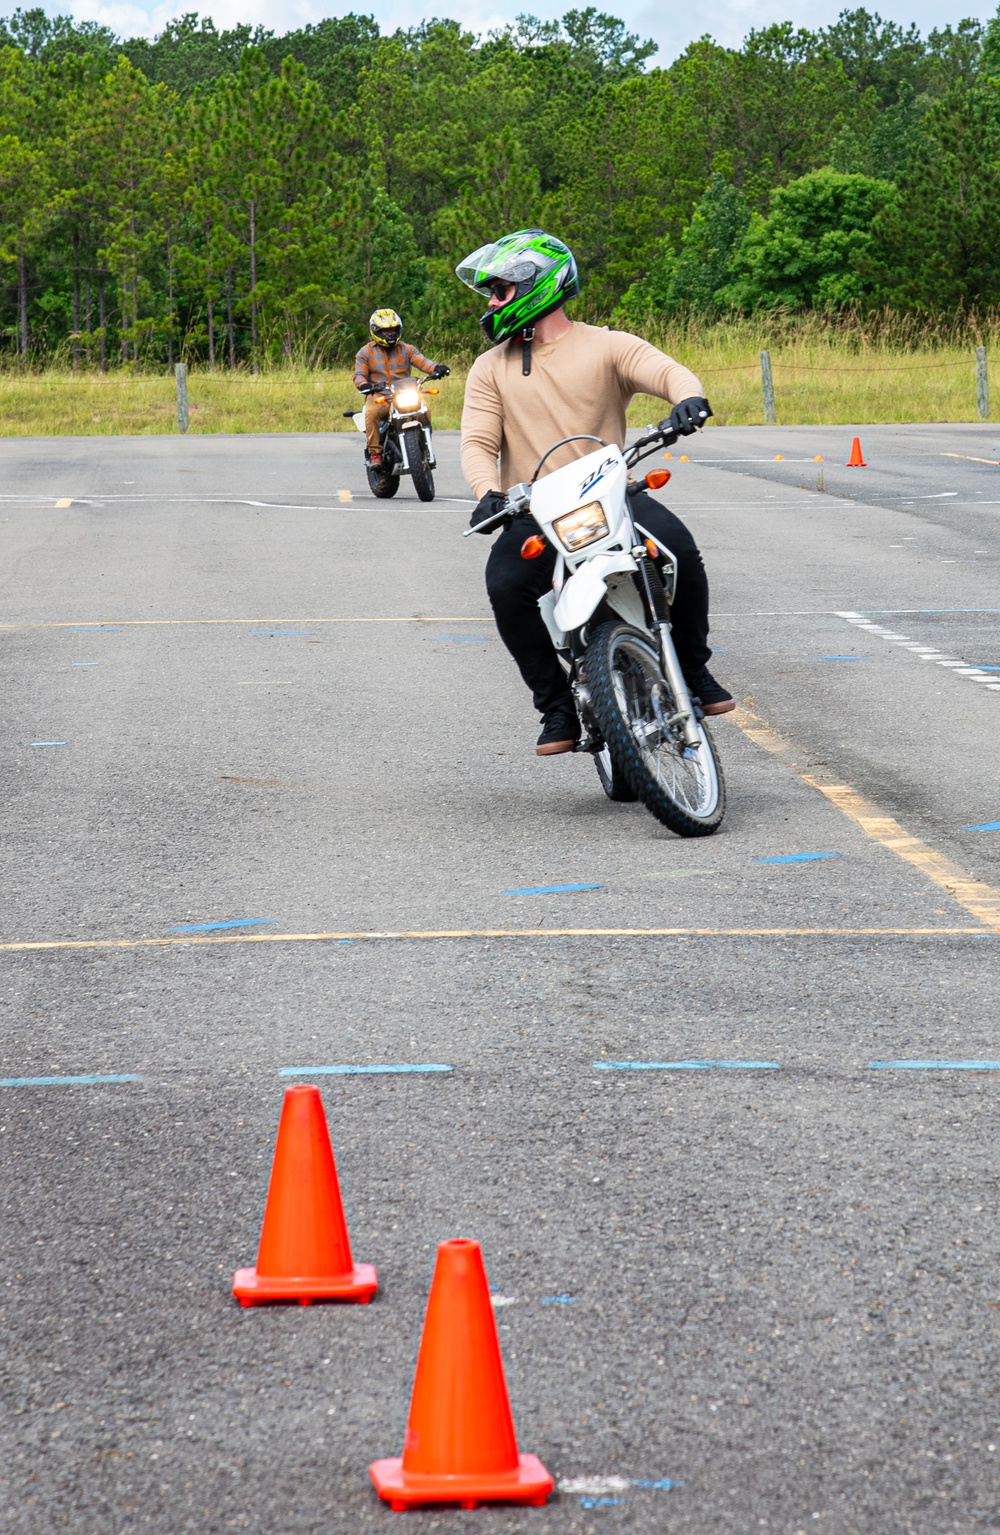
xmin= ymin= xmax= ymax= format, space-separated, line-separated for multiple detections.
xmin=354 ymin=340 xmax=437 ymax=391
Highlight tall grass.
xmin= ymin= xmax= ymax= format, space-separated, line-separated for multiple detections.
xmin=0 ymin=311 xmax=995 ymax=435
xmin=630 ymin=309 xmax=1000 ymax=427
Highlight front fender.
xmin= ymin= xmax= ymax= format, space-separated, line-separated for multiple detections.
xmin=553 ymin=550 xmax=638 ymax=633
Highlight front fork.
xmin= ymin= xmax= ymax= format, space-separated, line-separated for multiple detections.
xmin=633 ymin=546 xmax=702 ymax=751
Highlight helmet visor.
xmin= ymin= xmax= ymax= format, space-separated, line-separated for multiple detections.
xmin=456 ymin=242 xmax=539 ymax=293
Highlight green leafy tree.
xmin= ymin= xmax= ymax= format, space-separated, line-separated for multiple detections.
xmin=618 ymin=174 xmax=752 ymax=320
xmin=869 ymin=82 xmax=1000 ymax=310
xmin=729 ymin=24 xmax=855 ymax=191
xmin=719 ymin=166 xmax=897 ymax=309
xmin=819 ymin=8 xmax=925 ymax=107
xmin=194 ymin=50 xmax=343 ymax=366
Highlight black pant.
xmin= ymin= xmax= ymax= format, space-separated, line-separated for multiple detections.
xmin=484 ymin=490 xmax=712 ymax=718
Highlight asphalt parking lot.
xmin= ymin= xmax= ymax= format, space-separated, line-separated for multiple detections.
xmin=1 ymin=424 xmax=998 ymax=1533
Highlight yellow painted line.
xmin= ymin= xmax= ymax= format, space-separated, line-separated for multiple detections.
xmin=0 ymin=617 xmax=492 ymax=631
xmin=0 ymin=927 xmax=985 ymax=955
xmin=338 ymin=489 xmax=353 ymax=503
xmin=940 ymin=453 xmax=999 ymax=465
xmin=55 ymin=498 xmax=72 ymax=508
xmin=733 ymin=706 xmax=1000 ymax=929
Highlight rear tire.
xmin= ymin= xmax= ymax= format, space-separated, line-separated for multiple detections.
xmin=367 ymin=464 xmax=400 ymax=498
xmin=407 ymin=434 xmax=435 ymax=502
xmin=594 ymin=743 xmax=637 ymax=801
xmin=586 ymin=621 xmax=725 ymax=837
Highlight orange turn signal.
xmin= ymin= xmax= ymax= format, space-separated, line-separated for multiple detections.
xmin=645 ymin=469 xmax=671 ymax=489
xmin=645 ymin=539 xmax=660 ymax=559
xmin=426 ymin=386 xmax=439 ymax=395
xmin=521 ymin=535 xmax=546 ymax=560
xmin=374 ymin=394 xmax=387 ymax=403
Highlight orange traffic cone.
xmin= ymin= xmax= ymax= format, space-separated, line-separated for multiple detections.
xmin=847 ymin=436 xmax=867 ymax=466
xmin=232 ymin=1084 xmax=376 ymax=1305
xmin=370 ymin=1239 xmax=553 ymax=1511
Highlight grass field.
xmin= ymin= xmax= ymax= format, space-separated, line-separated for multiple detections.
xmin=0 ymin=315 xmax=994 ymax=435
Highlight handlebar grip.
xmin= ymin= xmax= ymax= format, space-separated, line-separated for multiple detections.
xmin=462 ymin=504 xmax=513 ymax=537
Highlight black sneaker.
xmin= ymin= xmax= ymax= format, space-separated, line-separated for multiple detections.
xmin=684 ymin=664 xmax=735 ymax=716
xmin=536 ymin=705 xmax=582 ymax=756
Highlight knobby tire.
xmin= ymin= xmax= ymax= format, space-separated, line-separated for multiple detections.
xmin=407 ymin=434 xmax=435 ymax=502
xmin=586 ymin=620 xmax=725 ymax=837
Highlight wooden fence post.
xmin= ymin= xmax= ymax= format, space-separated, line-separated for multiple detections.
xmin=760 ymin=349 xmax=776 ymax=425
xmin=176 ymin=362 xmax=189 ymax=434
xmin=976 ymin=346 xmax=989 ymax=421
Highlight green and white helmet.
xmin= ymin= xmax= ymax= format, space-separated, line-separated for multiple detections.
xmin=456 ymin=229 xmax=581 ymax=343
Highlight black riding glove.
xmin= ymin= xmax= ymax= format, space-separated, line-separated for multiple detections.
xmin=357 ymin=383 xmax=376 ymax=395
xmin=432 ymin=364 xmax=451 ymax=378
xmin=669 ymin=396 xmax=713 ymax=436
xmin=470 ymin=490 xmax=509 ymax=534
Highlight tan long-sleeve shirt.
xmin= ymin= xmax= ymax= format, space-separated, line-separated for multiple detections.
xmin=459 ymin=321 xmax=703 ymax=498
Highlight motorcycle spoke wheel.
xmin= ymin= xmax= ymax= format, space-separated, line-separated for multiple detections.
xmin=586 ymin=621 xmax=725 ymax=836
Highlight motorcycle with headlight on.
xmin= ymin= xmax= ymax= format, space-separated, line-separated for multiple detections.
xmin=343 ymin=376 xmax=440 ymax=501
xmin=465 ymin=420 xmax=726 ymax=836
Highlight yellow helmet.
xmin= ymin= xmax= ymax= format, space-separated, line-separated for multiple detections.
xmin=369 ymin=308 xmax=402 ymax=346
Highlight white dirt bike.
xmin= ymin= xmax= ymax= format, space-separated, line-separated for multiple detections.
xmin=466 ymin=421 xmax=726 ymax=837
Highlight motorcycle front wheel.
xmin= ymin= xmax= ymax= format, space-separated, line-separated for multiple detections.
xmin=586 ymin=621 xmax=725 ymax=837
xmin=407 ymin=433 xmax=435 ymax=502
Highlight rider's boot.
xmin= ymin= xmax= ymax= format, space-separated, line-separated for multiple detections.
xmin=683 ymin=665 xmax=735 ymax=716
xmin=536 ymin=704 xmax=582 ymax=756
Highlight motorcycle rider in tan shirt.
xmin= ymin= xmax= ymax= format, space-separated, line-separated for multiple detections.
xmin=457 ymin=229 xmax=733 ymax=755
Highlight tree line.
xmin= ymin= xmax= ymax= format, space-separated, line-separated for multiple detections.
xmin=1 ymin=3 xmax=999 ymax=369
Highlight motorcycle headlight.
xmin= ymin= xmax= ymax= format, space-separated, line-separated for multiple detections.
xmin=552 ymin=500 xmax=609 ymax=551
xmin=394 ymin=388 xmax=421 ymax=411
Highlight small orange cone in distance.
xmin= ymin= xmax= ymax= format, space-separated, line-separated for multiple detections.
xmin=370 ymin=1239 xmax=553 ymax=1511
xmin=233 ymin=1085 xmax=377 ymax=1306
xmin=847 ymin=436 xmax=867 ymax=466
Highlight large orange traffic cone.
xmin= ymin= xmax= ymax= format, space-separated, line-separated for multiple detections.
xmin=370 ymin=1239 xmax=553 ymax=1510
xmin=847 ymin=435 xmax=867 ymax=466
xmin=232 ymin=1084 xmax=377 ymax=1305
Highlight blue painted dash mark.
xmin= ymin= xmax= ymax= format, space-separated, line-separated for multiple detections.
xmin=818 ymin=654 xmax=867 ymax=660
xmin=971 ymin=666 xmax=1000 ymax=671
xmin=278 ymin=1063 xmax=452 ymax=1077
xmin=595 ymin=1060 xmax=780 ymax=1071
xmin=633 ymin=1479 xmax=683 ymax=1491
xmin=167 ymin=918 xmax=276 ymax=933
xmin=580 ymin=1499 xmax=622 ymax=1509
xmin=503 ymin=882 xmax=604 ymax=896
xmin=72 ymin=661 xmax=100 ymax=666
xmin=755 ymin=852 xmax=840 ymax=864
xmin=964 ymin=820 xmax=1000 ymax=831
xmin=433 ymin=636 xmax=488 ymax=643
xmin=0 ymin=1073 xmax=141 ymax=1087
xmin=869 ymin=1059 xmax=1000 ymax=1071
xmin=30 ymin=741 xmax=66 ymax=747
xmin=541 ymin=1294 xmax=575 ymax=1305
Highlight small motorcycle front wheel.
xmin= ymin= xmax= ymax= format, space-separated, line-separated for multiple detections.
xmin=367 ymin=465 xmax=400 ymax=498
xmin=586 ymin=621 xmax=725 ymax=837
xmin=594 ymin=742 xmax=637 ymax=802
xmin=407 ymin=435 xmax=436 ymax=502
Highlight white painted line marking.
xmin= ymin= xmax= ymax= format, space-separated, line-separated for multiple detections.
xmin=835 ymin=615 xmax=999 ymax=701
